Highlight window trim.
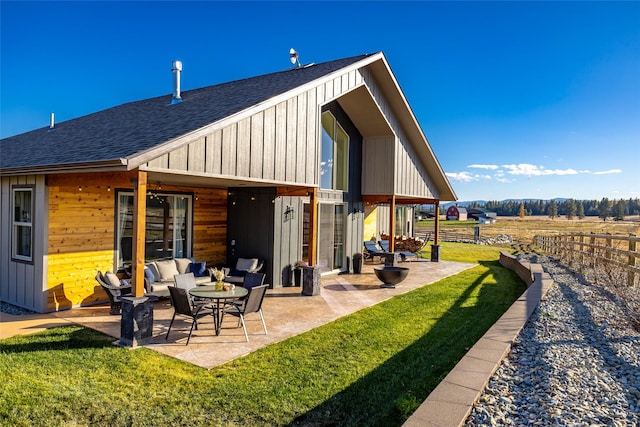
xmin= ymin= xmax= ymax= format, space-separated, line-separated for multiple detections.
xmin=11 ymin=185 xmax=34 ymax=264
xmin=115 ymin=190 xmax=193 ymax=268
xmin=320 ymin=111 xmax=350 ymax=191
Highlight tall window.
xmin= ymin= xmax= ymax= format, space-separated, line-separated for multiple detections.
xmin=117 ymin=192 xmax=192 ymax=267
xmin=321 ymin=111 xmax=349 ymax=190
xmin=12 ymin=187 xmax=33 ymax=262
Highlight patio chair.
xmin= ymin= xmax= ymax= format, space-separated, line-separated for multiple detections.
xmin=363 ymin=240 xmax=388 ymax=263
xmin=223 ymin=284 xmax=268 ymax=342
xmin=242 ymin=272 xmax=266 ymax=290
xmin=95 ymin=271 xmax=132 ymax=315
xmin=378 ymin=240 xmax=417 ymax=262
xmin=165 ymin=285 xmax=212 ymax=345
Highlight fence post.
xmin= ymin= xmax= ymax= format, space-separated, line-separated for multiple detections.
xmin=589 ymin=233 xmax=596 ymax=269
xmin=629 ymin=237 xmax=637 ymax=288
xmin=578 ymin=234 xmax=585 ymax=268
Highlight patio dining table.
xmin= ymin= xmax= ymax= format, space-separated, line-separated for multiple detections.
xmin=189 ymin=285 xmax=248 ymax=336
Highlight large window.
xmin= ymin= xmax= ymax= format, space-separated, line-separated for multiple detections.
xmin=117 ymin=192 xmax=192 ymax=267
xmin=12 ymin=186 xmax=33 ymax=262
xmin=321 ymin=111 xmax=349 ymax=191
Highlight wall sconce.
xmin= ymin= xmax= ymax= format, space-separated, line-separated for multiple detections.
xmin=284 ymin=205 xmax=295 ymax=220
xmin=107 ymin=186 xmax=111 ymax=192
xmin=78 ymin=185 xmax=82 ymax=192
xmin=250 ymin=195 xmax=256 ymax=201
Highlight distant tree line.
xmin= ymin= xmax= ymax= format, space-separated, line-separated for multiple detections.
xmin=464 ymin=198 xmax=640 ymax=221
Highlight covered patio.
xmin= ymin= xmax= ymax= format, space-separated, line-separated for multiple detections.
xmin=43 ymin=259 xmax=474 ymax=369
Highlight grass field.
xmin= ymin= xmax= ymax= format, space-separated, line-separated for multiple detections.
xmin=417 ymin=215 xmax=640 ymax=243
xmin=0 ymin=243 xmax=525 ymax=427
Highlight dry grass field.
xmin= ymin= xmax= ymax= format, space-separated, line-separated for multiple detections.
xmin=416 ymin=215 xmax=640 ymax=243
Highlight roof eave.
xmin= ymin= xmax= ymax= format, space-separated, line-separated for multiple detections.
xmin=0 ymin=158 xmax=128 ymax=176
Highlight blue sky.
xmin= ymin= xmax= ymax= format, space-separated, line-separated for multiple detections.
xmin=1 ymin=1 xmax=638 ymax=202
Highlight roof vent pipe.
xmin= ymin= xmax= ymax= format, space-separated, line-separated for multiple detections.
xmin=171 ymin=60 xmax=183 ymax=104
xmin=49 ymin=112 xmax=55 ymax=131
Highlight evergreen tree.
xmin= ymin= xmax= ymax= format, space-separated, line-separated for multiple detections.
xmin=565 ymin=199 xmax=576 ymax=220
xmin=548 ymin=200 xmax=558 ymax=219
xmin=614 ymin=200 xmax=625 ymax=221
xmin=577 ymin=201 xmax=585 ymax=219
xmin=598 ymin=198 xmax=611 ymax=221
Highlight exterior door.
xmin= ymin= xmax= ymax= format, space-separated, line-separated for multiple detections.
xmin=317 ymin=203 xmax=345 ymax=273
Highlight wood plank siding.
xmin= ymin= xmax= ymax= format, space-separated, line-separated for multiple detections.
xmin=42 ymin=172 xmax=227 ymax=312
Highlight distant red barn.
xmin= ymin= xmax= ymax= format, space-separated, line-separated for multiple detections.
xmin=446 ymin=205 xmax=468 ymax=220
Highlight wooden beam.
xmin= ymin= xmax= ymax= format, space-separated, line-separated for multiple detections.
xmin=434 ymin=200 xmax=440 ymax=245
xmin=362 ymin=194 xmax=438 ymax=206
xmin=276 ymin=186 xmax=315 ymax=197
xmin=308 ymin=187 xmax=318 ymax=265
xmin=131 ymin=170 xmax=147 ymax=297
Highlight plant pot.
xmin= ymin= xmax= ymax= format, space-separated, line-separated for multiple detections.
xmin=353 ymin=258 xmax=362 ymax=274
xmin=293 ymin=268 xmax=302 ymax=287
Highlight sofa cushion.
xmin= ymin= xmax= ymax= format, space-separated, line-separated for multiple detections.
xmin=105 ymin=271 xmax=122 ymax=287
xmin=230 ymin=268 xmax=248 ymax=278
xmin=155 ymin=259 xmax=180 ymax=281
xmin=188 ymin=261 xmax=208 ymax=277
xmin=236 ymin=257 xmax=258 ymax=272
xmin=174 ymin=258 xmax=192 ymax=275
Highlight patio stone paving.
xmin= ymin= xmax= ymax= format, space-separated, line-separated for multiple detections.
xmin=3 ymin=259 xmax=475 ymax=369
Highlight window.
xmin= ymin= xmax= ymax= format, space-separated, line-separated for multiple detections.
xmin=117 ymin=192 xmax=192 ymax=267
xmin=321 ymin=111 xmax=349 ymax=190
xmin=12 ymin=187 xmax=33 ymax=262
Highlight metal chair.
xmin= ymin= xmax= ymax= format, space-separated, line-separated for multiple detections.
xmin=223 ymin=284 xmax=268 ymax=342
xmin=242 ymin=272 xmax=266 ymax=290
xmin=165 ymin=285 xmax=211 ymax=345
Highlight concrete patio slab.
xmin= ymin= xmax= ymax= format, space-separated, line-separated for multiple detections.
xmin=1 ymin=259 xmax=476 ymax=371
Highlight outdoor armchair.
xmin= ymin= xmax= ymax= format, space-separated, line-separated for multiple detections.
xmin=165 ymin=285 xmax=212 ymax=345
xmin=95 ymin=271 xmax=132 ymax=315
xmin=223 ymin=284 xmax=268 ymax=342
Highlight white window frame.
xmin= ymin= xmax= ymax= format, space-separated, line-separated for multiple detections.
xmin=11 ymin=186 xmax=34 ymax=263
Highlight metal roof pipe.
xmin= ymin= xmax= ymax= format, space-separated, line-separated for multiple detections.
xmin=171 ymin=60 xmax=183 ymax=104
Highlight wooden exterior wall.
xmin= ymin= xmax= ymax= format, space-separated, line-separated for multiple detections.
xmin=41 ymin=172 xmax=227 ymax=312
xmin=0 ymin=175 xmax=47 ymax=312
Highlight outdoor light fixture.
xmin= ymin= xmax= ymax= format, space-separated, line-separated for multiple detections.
xmin=284 ymin=205 xmax=295 ymax=220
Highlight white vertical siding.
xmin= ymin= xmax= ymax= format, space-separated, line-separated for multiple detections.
xmin=0 ymin=175 xmax=46 ymax=312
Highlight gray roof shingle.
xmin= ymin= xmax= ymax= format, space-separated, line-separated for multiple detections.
xmin=1 ymin=54 xmax=372 ymax=171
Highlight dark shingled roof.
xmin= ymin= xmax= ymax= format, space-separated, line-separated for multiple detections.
xmin=1 ymin=54 xmax=372 ymax=171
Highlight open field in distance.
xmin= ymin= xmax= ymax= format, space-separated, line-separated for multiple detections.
xmin=416 ymin=215 xmax=640 ymax=243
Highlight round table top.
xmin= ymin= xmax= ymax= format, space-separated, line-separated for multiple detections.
xmin=189 ymin=285 xmax=248 ymax=300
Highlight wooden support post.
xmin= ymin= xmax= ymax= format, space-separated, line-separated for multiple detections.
xmin=629 ymin=237 xmax=637 ymax=288
xmin=389 ymin=195 xmax=396 ymax=252
xmin=131 ymin=171 xmax=147 ymax=297
xmin=308 ymin=188 xmax=318 ymax=266
xmin=434 ymin=201 xmax=440 ymax=245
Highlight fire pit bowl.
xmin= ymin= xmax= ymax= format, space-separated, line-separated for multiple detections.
xmin=374 ymin=266 xmax=409 ymax=288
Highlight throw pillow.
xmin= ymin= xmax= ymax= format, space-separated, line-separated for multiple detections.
xmin=230 ymin=269 xmax=248 ymax=278
xmin=105 ymin=271 xmax=121 ymax=287
xmin=155 ymin=259 xmax=180 ymax=281
xmin=144 ymin=266 xmax=155 ymax=284
xmin=236 ymin=257 xmax=258 ymax=272
xmin=145 ymin=263 xmax=161 ymax=282
xmin=174 ymin=258 xmax=192 ymax=275
xmin=188 ymin=261 xmax=207 ymax=277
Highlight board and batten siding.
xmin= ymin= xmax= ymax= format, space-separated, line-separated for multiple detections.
xmin=0 ymin=175 xmax=47 ymax=313
xmin=359 ymin=67 xmax=435 ymax=199
xmin=142 ymin=68 xmax=367 ymax=188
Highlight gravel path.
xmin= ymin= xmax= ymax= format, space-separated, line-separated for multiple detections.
xmin=466 ymin=254 xmax=640 ymax=426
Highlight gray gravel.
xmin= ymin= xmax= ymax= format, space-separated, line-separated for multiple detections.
xmin=0 ymin=302 xmax=36 ymax=315
xmin=466 ymin=254 xmax=640 ymax=426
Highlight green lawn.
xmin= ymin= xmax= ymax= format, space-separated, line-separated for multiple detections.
xmin=0 ymin=243 xmax=526 ymax=427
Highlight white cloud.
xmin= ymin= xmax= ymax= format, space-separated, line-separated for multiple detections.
xmin=593 ymin=169 xmax=622 ymax=175
xmin=496 ymin=177 xmax=512 ymax=183
xmin=467 ymin=164 xmax=499 ymax=170
xmin=502 ymin=163 xmax=579 ymax=176
xmin=446 ymin=171 xmax=476 ymax=182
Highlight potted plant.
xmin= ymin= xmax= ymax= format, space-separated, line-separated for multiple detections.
xmin=352 ymin=253 xmax=363 ymax=274
xmin=293 ymin=260 xmax=307 ymax=286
